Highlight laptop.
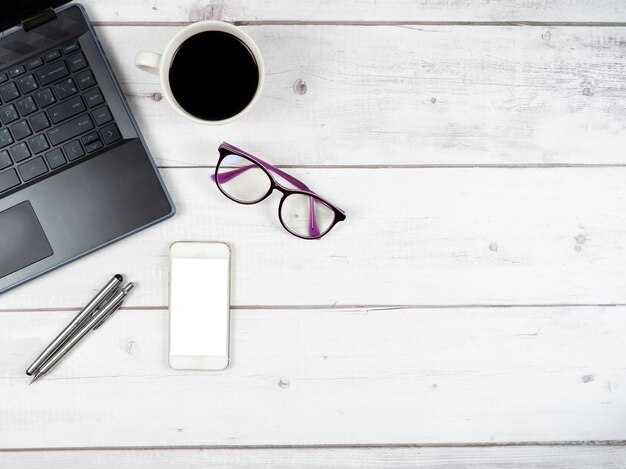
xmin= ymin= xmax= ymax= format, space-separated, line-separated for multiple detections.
xmin=0 ymin=1 xmax=175 ymax=294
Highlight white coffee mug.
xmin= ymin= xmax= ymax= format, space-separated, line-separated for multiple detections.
xmin=135 ymin=21 xmax=264 ymax=125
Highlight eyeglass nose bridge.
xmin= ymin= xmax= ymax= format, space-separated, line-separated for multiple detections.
xmin=273 ymin=182 xmax=291 ymax=195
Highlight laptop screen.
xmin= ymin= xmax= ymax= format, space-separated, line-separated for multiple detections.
xmin=1 ymin=0 xmax=69 ymax=33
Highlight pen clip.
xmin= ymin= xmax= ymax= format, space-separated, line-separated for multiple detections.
xmin=92 ymin=293 xmax=127 ymax=330
xmin=91 ymin=285 xmax=121 ymax=316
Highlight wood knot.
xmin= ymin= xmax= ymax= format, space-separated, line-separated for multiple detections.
xmin=189 ymin=1 xmax=225 ymax=21
xmin=278 ymin=378 xmax=290 ymax=389
xmin=575 ymin=234 xmax=586 ymax=251
xmin=125 ymin=340 xmax=138 ymax=355
xmin=152 ymin=92 xmax=163 ymax=101
xmin=583 ymin=87 xmax=591 ymax=96
xmin=582 ymin=374 xmax=594 ymax=383
xmin=293 ymin=79 xmax=308 ymax=95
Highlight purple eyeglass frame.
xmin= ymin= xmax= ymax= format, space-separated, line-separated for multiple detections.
xmin=210 ymin=142 xmax=346 ymax=239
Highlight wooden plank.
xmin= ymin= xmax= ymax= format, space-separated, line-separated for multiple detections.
xmin=78 ymin=0 xmax=626 ymax=24
xmin=1 ymin=306 xmax=625 ymax=448
xmin=4 ymin=446 xmax=626 ymax=468
xmin=2 ymin=167 xmax=626 ymax=310
xmin=91 ymin=25 xmax=626 ymax=167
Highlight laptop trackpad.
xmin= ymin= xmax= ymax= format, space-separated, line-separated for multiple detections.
xmin=0 ymin=201 xmax=53 ymax=279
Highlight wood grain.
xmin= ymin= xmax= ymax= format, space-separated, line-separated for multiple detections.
xmin=1 ymin=306 xmax=625 ymax=448
xmin=89 ymin=25 xmax=626 ymax=167
xmin=4 ymin=446 xmax=626 ymax=468
xmin=3 ymin=0 xmax=625 ymax=460
xmin=1 ymin=167 xmax=626 ymax=310
xmin=78 ymin=0 xmax=626 ymax=24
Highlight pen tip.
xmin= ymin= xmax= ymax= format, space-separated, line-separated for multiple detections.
xmin=30 ymin=372 xmax=43 ymax=385
xmin=114 ymin=274 xmax=123 ymax=282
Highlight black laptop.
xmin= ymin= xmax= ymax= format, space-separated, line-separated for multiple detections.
xmin=0 ymin=1 xmax=175 ymax=294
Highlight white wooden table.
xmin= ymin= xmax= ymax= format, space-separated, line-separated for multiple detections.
xmin=2 ymin=1 xmax=626 ymax=467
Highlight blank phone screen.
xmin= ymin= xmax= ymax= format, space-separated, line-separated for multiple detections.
xmin=170 ymin=258 xmax=229 ymax=356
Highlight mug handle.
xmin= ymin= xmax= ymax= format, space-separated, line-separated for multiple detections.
xmin=135 ymin=51 xmax=161 ymax=75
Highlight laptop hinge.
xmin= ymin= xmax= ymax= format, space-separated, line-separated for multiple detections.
xmin=22 ymin=8 xmax=57 ymax=32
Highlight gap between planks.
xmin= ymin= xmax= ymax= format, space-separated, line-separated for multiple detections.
xmin=2 ymin=440 xmax=626 ymax=453
xmin=154 ymin=164 xmax=626 ymax=169
xmin=90 ymin=21 xmax=626 ymax=27
xmin=1 ymin=303 xmax=625 ymax=313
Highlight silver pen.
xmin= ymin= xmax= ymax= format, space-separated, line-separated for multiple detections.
xmin=30 ymin=283 xmax=134 ymax=384
xmin=26 ymin=274 xmax=123 ymax=376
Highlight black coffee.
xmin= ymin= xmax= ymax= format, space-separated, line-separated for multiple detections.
xmin=169 ymin=31 xmax=260 ymax=121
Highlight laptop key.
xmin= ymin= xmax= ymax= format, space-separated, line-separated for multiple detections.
xmin=8 ymin=65 xmax=26 ymax=78
xmin=76 ymin=70 xmax=96 ymax=90
xmin=81 ymin=131 xmax=99 ymax=145
xmin=49 ymin=96 xmax=85 ymax=124
xmin=44 ymin=49 xmax=61 ymax=62
xmin=0 ymin=82 xmax=20 ymax=102
xmin=62 ymin=42 xmax=80 ymax=54
xmin=27 ymin=57 xmax=44 ymax=70
xmin=45 ymin=148 xmax=66 ymax=169
xmin=18 ymin=156 xmax=48 ymax=181
xmin=16 ymin=96 xmax=37 ymax=116
xmin=84 ymin=88 xmax=104 ymax=108
xmin=67 ymin=52 xmax=87 ymax=72
xmin=64 ymin=140 xmax=85 ymax=161
xmin=101 ymin=123 xmax=122 ymax=145
xmin=0 ymin=104 xmax=19 ymax=124
xmin=0 ymin=73 xmax=8 ymax=84
xmin=30 ymin=112 xmax=50 ymax=132
xmin=0 ymin=150 xmax=11 ymax=170
xmin=37 ymin=61 xmax=69 ymax=86
xmin=28 ymin=134 xmax=49 ymax=154
xmin=48 ymin=114 xmax=94 ymax=146
xmin=10 ymin=142 xmax=31 ymax=163
xmin=85 ymin=140 xmax=103 ymax=153
xmin=0 ymin=169 xmax=19 ymax=193
xmin=0 ymin=128 xmax=13 ymax=148
xmin=92 ymin=105 xmax=112 ymax=125
xmin=34 ymin=88 xmax=56 ymax=108
xmin=11 ymin=120 xmax=32 ymax=141
xmin=16 ymin=74 xmax=38 ymax=94
xmin=53 ymin=78 xmax=78 ymax=100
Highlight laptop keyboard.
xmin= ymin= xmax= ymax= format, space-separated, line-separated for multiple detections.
xmin=0 ymin=40 xmax=123 ymax=196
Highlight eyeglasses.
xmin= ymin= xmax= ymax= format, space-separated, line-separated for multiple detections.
xmin=210 ymin=142 xmax=346 ymax=239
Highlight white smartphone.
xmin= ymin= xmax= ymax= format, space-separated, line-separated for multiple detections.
xmin=168 ymin=241 xmax=231 ymax=370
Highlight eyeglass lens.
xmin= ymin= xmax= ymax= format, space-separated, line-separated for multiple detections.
xmin=216 ymin=153 xmax=272 ymax=204
xmin=280 ymin=193 xmax=337 ymax=238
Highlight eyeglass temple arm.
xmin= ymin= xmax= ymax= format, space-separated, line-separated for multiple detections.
xmin=211 ymin=160 xmax=311 ymax=192
xmin=211 ymin=158 xmax=322 ymax=238
xmin=249 ymin=161 xmax=346 ymax=216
